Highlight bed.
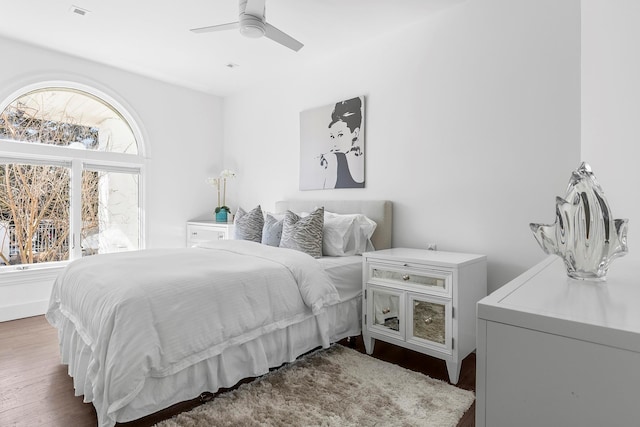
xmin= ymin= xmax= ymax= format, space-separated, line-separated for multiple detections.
xmin=46 ymin=199 xmax=392 ymax=427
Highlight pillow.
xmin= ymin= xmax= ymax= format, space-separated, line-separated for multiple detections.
xmin=279 ymin=207 xmax=324 ymax=258
xmin=324 ymin=211 xmax=377 ymax=256
xmin=233 ymin=205 xmax=264 ymax=242
xmin=261 ymin=213 xmax=284 ymax=247
xmin=353 ymin=213 xmax=377 ymax=253
xmin=322 ymin=214 xmax=358 ymax=256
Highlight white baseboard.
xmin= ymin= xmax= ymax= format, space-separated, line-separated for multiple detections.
xmin=0 ymin=299 xmax=49 ymax=322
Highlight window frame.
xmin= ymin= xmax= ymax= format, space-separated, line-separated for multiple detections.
xmin=0 ymin=81 xmax=146 ymax=275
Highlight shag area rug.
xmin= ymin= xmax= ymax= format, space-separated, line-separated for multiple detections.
xmin=155 ymin=344 xmax=475 ymax=427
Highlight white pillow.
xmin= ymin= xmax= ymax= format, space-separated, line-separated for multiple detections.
xmin=323 ymin=214 xmax=358 ymax=256
xmin=353 ymin=214 xmax=377 ymax=253
xmin=323 ymin=211 xmax=377 ymax=256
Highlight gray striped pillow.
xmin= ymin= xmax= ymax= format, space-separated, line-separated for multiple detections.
xmin=279 ymin=207 xmax=324 ymax=258
xmin=234 ymin=205 xmax=264 ymax=242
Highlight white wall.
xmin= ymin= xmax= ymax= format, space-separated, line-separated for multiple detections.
xmin=223 ymin=0 xmax=581 ymax=293
xmin=0 ymin=36 xmax=224 ymax=321
xmin=582 ymin=1 xmax=640 ymax=238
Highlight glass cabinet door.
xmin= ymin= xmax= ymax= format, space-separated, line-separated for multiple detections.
xmin=367 ymin=286 xmax=404 ymax=339
xmin=406 ymin=293 xmax=451 ymax=352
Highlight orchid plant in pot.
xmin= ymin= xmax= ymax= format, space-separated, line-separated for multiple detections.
xmin=206 ymin=169 xmax=236 ymax=222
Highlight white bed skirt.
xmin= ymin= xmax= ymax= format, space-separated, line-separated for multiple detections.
xmin=57 ymin=296 xmax=361 ymax=424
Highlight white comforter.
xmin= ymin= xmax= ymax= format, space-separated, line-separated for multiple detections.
xmin=46 ymin=240 xmax=340 ymax=427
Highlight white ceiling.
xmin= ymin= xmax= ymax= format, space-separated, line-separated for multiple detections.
xmin=0 ymin=0 xmax=462 ymax=97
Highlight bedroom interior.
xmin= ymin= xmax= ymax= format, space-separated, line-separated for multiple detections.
xmin=1 ymin=0 xmax=639 ymax=426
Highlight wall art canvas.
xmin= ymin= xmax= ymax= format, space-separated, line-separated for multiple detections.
xmin=299 ymin=96 xmax=365 ymax=190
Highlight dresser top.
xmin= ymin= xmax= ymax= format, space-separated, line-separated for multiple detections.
xmin=478 ymin=254 xmax=640 ymax=352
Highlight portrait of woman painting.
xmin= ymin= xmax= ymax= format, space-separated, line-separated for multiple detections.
xmin=299 ymin=96 xmax=365 ymax=190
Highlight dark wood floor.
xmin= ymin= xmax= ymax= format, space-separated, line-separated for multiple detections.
xmin=0 ymin=315 xmax=475 ymax=426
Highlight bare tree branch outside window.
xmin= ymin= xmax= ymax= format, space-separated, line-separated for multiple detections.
xmin=0 ymin=104 xmax=99 ymax=265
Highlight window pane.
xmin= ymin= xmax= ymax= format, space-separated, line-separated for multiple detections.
xmin=0 ymin=163 xmax=70 ymax=266
xmin=81 ymin=169 xmax=139 ymax=256
xmin=0 ymin=88 xmax=138 ymax=154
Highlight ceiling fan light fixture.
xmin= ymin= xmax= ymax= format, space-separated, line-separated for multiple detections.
xmin=239 ymin=15 xmax=266 ymax=38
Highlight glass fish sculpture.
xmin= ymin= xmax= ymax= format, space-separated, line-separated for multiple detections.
xmin=530 ymin=162 xmax=628 ymax=280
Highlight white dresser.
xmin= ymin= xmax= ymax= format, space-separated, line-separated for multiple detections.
xmin=186 ymin=220 xmax=234 ymax=247
xmin=476 ymin=255 xmax=640 ymax=427
xmin=362 ymin=248 xmax=486 ymax=384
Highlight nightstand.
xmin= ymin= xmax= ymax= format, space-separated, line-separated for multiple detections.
xmin=186 ymin=220 xmax=234 ymax=247
xmin=362 ymin=248 xmax=486 ymax=384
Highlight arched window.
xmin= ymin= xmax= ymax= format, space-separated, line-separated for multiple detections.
xmin=0 ymin=84 xmax=144 ymax=270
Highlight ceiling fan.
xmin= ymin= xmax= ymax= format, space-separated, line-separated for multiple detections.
xmin=190 ymin=0 xmax=303 ymax=52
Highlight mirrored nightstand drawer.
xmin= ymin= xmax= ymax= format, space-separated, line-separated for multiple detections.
xmin=369 ymin=263 xmax=452 ymax=296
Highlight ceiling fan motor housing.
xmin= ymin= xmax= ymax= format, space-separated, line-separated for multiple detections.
xmin=239 ymin=13 xmax=266 ymax=38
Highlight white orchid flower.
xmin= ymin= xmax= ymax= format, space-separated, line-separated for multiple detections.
xmin=220 ymin=169 xmax=236 ymax=179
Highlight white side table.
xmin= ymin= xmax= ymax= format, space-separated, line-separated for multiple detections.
xmin=362 ymin=248 xmax=486 ymax=384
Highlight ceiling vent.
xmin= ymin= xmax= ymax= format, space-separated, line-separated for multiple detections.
xmin=69 ymin=5 xmax=90 ymax=16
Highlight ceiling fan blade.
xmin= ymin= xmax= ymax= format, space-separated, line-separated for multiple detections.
xmin=244 ymin=0 xmax=265 ymax=17
xmin=264 ymin=23 xmax=303 ymax=52
xmin=190 ymin=22 xmax=240 ymax=34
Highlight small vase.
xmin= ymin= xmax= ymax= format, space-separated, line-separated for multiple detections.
xmin=215 ymin=210 xmax=228 ymax=223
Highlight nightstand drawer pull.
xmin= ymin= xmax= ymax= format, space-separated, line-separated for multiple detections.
xmin=402 ymin=274 xmax=410 ymax=281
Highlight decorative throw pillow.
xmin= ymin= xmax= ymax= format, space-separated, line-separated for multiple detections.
xmin=279 ymin=207 xmax=324 ymax=258
xmin=261 ymin=213 xmax=284 ymax=247
xmin=233 ymin=205 xmax=264 ymax=242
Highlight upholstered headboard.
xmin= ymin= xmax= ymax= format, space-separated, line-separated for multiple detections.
xmin=274 ymin=200 xmax=393 ymax=250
